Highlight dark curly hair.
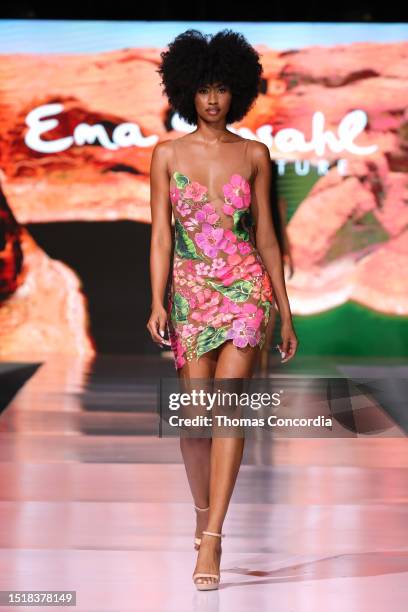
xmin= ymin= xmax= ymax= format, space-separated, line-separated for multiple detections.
xmin=156 ymin=28 xmax=263 ymax=126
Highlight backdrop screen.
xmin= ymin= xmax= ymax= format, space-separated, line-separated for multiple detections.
xmin=0 ymin=21 xmax=407 ymax=357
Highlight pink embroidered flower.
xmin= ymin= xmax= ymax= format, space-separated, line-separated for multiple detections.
xmin=189 ymin=281 xmax=207 ymax=297
xmin=216 ymin=252 xmax=263 ymax=286
xmin=185 ymin=278 xmax=207 ymax=293
xmin=184 ymin=216 xmax=201 ymax=232
xmin=196 ymin=288 xmax=220 ymax=308
xmin=240 ymin=303 xmax=264 ymax=329
xmin=195 ymin=203 xmax=220 ymax=225
xmin=209 ymin=310 xmax=235 ymax=327
xmin=219 ymin=295 xmax=242 ymax=315
xmin=195 ymin=223 xmax=225 ymax=258
xmin=222 ymin=174 xmax=251 ymax=215
xmin=181 ymin=323 xmax=200 ymax=338
xmin=210 ymin=258 xmax=227 ymax=273
xmin=169 ymin=333 xmax=186 ymax=369
xmin=176 ymin=200 xmax=191 ymax=217
xmin=184 ymin=181 xmax=208 ymax=202
xmin=225 ymin=319 xmax=261 ymax=348
xmin=237 ymin=241 xmax=252 ymax=255
xmin=195 ymin=262 xmax=211 ymax=276
xmin=219 ymin=228 xmax=237 ymax=255
xmin=170 ymin=186 xmax=181 ymax=205
xmin=187 ymin=286 xmax=208 ymax=307
xmin=252 ymin=274 xmax=274 ymax=302
xmin=173 ymin=265 xmax=186 ymax=283
xmin=190 ymin=289 xmax=222 ymax=322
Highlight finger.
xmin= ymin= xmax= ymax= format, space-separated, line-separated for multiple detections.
xmin=282 ymin=339 xmax=298 ymax=362
xmin=282 ymin=345 xmax=293 ymax=362
xmin=159 ymin=317 xmax=171 ymax=346
xmin=157 ymin=320 xmax=172 ymax=346
xmin=279 ymin=346 xmax=288 ymax=361
xmin=150 ymin=329 xmax=165 ymax=344
xmin=158 ymin=327 xmax=171 ymax=346
xmin=280 ymin=336 xmax=294 ymax=361
xmin=275 ymin=343 xmax=285 ymax=359
xmin=148 ymin=320 xmax=168 ymax=345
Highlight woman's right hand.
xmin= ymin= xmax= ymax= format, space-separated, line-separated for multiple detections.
xmin=147 ymin=304 xmax=172 ymax=348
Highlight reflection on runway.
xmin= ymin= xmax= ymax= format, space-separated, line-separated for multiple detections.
xmin=0 ymin=352 xmax=407 ymax=611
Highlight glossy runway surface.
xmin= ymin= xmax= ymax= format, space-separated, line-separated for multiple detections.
xmin=0 ymin=353 xmax=407 ymax=611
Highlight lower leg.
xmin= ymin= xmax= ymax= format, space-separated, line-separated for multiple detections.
xmin=206 ymin=436 xmax=245 ymax=533
xmin=180 ymin=437 xmax=212 ymax=508
xmin=193 ymin=435 xmax=245 ymax=584
xmin=180 ymin=437 xmax=212 ymax=547
xmin=194 ymin=341 xmax=258 ymax=585
xmin=176 ymin=350 xmax=217 ymax=547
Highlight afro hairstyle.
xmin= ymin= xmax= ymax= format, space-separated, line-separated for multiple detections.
xmin=156 ymin=28 xmax=263 ymax=126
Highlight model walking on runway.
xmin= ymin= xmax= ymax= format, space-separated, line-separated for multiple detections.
xmin=147 ymin=28 xmax=298 ymax=590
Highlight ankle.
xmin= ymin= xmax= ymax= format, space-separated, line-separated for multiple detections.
xmin=195 ymin=505 xmax=209 ymax=512
xmin=204 ymin=526 xmax=223 ymax=536
xmin=200 ymin=532 xmax=223 ymax=547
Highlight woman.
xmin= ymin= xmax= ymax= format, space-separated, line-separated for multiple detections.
xmin=147 ymin=28 xmax=298 ymax=591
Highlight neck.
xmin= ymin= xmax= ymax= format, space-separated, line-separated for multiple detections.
xmin=193 ymin=121 xmax=230 ymax=144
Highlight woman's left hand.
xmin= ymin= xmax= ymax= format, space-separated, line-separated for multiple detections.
xmin=278 ymin=320 xmax=299 ymax=363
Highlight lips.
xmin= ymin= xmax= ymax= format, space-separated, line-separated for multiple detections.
xmin=206 ymin=108 xmax=220 ymax=114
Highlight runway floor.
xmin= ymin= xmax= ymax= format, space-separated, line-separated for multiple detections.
xmin=0 ymin=352 xmax=407 ymax=611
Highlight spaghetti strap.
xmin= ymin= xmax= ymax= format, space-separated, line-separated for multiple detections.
xmin=241 ymin=138 xmax=249 ymax=179
xmin=243 ymin=138 xmax=248 ymax=165
xmin=172 ymin=139 xmax=179 ymax=174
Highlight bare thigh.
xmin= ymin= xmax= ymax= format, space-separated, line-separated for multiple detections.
xmin=176 ymin=349 xmax=218 ymax=432
xmin=177 ymin=348 xmax=218 ymax=381
xmin=212 ymin=340 xmax=260 ymax=436
xmin=215 ymin=339 xmax=260 ymax=379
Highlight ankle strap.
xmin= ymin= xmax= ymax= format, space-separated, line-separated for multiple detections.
xmin=202 ymin=530 xmax=225 ymax=538
xmin=194 ymin=505 xmax=210 ymax=512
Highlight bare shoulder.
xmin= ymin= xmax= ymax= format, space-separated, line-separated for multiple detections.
xmin=248 ymin=139 xmax=271 ymax=164
xmin=151 ymin=140 xmax=175 ymax=178
xmin=152 ymin=138 xmax=173 ymax=158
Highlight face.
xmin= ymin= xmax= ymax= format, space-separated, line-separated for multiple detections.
xmin=194 ymin=81 xmax=232 ymax=123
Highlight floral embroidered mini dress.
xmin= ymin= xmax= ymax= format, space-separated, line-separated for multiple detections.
xmin=166 ymin=137 xmax=275 ymax=371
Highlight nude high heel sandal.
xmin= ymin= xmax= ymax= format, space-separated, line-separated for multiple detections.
xmin=193 ymin=530 xmax=225 ymax=591
xmin=194 ymin=505 xmax=209 ymax=549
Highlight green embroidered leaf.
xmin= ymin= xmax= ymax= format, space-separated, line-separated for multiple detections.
xmin=173 ymin=172 xmax=189 ymax=189
xmin=196 ymin=326 xmax=228 ymax=358
xmin=260 ymin=300 xmax=271 ymax=322
xmin=205 ymin=279 xmax=253 ymax=303
xmin=232 ymin=208 xmax=254 ymax=241
xmin=175 ymin=219 xmax=202 ymax=260
xmin=171 ymin=292 xmax=189 ymax=323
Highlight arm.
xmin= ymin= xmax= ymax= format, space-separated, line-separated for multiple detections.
xmin=278 ymin=196 xmax=295 ymax=278
xmin=146 ymin=140 xmax=172 ymax=347
xmin=250 ymin=141 xmax=298 ymax=362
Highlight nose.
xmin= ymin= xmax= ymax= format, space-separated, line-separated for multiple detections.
xmin=208 ymin=88 xmax=218 ymax=103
